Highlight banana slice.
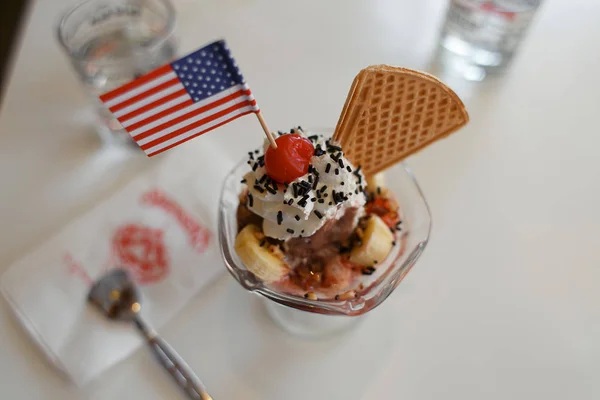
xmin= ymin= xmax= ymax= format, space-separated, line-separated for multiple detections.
xmin=234 ymin=224 xmax=290 ymax=282
xmin=349 ymin=215 xmax=394 ymax=267
xmin=365 ymin=172 xmax=386 ymax=195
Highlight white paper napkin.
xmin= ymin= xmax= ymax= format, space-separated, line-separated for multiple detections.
xmin=1 ymin=139 xmax=234 ymax=386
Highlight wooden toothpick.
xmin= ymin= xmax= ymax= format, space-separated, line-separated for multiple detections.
xmin=256 ymin=112 xmax=277 ymax=149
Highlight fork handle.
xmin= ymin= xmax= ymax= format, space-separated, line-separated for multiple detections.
xmin=134 ymin=317 xmax=213 ymax=400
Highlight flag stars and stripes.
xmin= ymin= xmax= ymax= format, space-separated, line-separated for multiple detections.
xmin=99 ymin=40 xmax=257 ymax=157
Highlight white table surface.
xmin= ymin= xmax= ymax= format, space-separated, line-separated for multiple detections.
xmin=1 ymin=0 xmax=599 ymax=399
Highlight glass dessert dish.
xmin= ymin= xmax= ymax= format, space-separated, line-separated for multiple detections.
xmin=218 ymin=129 xmax=432 ymax=337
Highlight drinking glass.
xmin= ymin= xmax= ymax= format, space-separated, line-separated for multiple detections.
xmin=218 ymin=129 xmax=432 ymax=337
xmin=438 ymin=0 xmax=542 ymax=80
xmin=57 ymin=0 xmax=177 ymax=145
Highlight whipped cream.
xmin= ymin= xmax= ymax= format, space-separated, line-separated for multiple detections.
xmin=243 ymin=128 xmax=366 ymax=240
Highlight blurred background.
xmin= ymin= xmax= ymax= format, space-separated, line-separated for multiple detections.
xmin=0 ymin=0 xmax=31 ymax=103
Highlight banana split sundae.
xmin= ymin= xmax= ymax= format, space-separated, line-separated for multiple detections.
xmin=235 ymin=127 xmax=403 ymax=300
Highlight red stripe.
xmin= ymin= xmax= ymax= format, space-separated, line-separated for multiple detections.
xmin=139 ymin=100 xmax=256 ymax=150
xmin=108 ymin=78 xmax=181 ymax=113
xmin=147 ymin=110 xmax=256 ymax=157
xmin=117 ymin=89 xmax=189 ymax=123
xmin=122 ymin=99 xmax=194 ymax=131
xmin=132 ymin=89 xmax=253 ymax=142
xmin=100 ymin=65 xmax=172 ymax=102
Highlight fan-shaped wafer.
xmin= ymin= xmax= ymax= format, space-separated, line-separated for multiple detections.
xmin=333 ymin=65 xmax=469 ymax=176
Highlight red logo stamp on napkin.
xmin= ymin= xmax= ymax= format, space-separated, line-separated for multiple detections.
xmin=140 ymin=189 xmax=211 ymax=253
xmin=112 ymin=224 xmax=169 ymax=284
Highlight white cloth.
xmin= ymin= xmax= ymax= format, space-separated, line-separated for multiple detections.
xmin=1 ymin=140 xmax=234 ymax=386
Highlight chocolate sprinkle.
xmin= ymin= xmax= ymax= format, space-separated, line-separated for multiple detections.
xmin=335 ymin=168 xmax=340 ymax=175
xmin=346 ymin=166 xmax=352 ymax=172
xmin=298 ymin=194 xmax=310 ymax=207
xmin=258 ymin=174 xmax=267 ymax=184
xmin=341 ymin=181 xmax=345 ymax=186
xmin=295 ymin=215 xmax=301 ymax=221
xmin=308 ymin=135 xmax=319 ymax=141
xmin=325 ymin=163 xmax=331 ymax=173
xmin=248 ymin=151 xmax=254 ymax=160
xmin=318 ymin=199 xmax=325 ymax=203
xmin=320 ymin=185 xmax=328 ymax=193
xmin=259 ymin=239 xmax=266 ymax=247
xmin=253 ymin=185 xmax=264 ymax=193
xmin=252 ymin=163 xmax=258 ymax=171
xmin=362 ymin=266 xmax=376 ymax=275
xmin=286 ymin=228 xmax=294 ymax=234
xmin=240 ymin=178 xmax=246 ymax=184
xmin=314 ymin=210 xmax=323 ymax=219
xmin=338 ymin=158 xmax=344 ymax=168
xmin=247 ymin=193 xmax=253 ymax=207
xmin=277 ymin=211 xmax=283 ymax=225
xmin=314 ymin=145 xmax=326 ymax=156
xmin=312 ymin=175 xmax=319 ymax=190
xmin=265 ymin=185 xmax=277 ymax=195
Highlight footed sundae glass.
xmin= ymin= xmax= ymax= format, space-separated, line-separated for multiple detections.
xmin=218 ymin=129 xmax=432 ymax=337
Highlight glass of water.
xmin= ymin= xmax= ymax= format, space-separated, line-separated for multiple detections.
xmin=438 ymin=0 xmax=542 ymax=80
xmin=57 ymin=0 xmax=177 ymax=145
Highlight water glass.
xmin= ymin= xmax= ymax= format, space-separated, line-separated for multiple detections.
xmin=57 ymin=0 xmax=177 ymax=145
xmin=439 ymin=0 xmax=542 ymax=79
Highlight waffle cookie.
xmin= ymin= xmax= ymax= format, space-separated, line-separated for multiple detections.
xmin=333 ymin=65 xmax=469 ymax=176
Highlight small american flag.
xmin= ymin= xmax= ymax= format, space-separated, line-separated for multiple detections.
xmin=99 ymin=40 xmax=259 ymax=157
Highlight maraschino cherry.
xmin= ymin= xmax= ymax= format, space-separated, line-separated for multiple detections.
xmin=265 ymin=134 xmax=314 ymax=183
